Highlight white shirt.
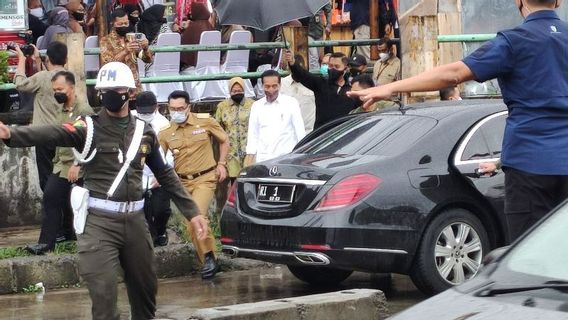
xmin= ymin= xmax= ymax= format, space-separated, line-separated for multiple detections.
xmin=132 ymin=111 xmax=172 ymax=190
xmin=246 ymin=93 xmax=306 ymax=163
xmin=280 ymin=75 xmax=316 ymax=133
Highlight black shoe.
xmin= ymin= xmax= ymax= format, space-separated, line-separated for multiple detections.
xmin=25 ymin=243 xmax=53 ymax=255
xmin=154 ymin=233 xmax=168 ymax=247
xmin=200 ymin=252 xmax=219 ymax=280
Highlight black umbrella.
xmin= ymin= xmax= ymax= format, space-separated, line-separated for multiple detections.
xmin=215 ymin=0 xmax=329 ymax=31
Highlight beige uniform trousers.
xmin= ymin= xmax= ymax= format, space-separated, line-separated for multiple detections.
xmin=181 ymin=170 xmax=217 ymax=263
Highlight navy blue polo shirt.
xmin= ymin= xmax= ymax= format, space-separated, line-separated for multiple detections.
xmin=463 ymin=10 xmax=568 ymax=175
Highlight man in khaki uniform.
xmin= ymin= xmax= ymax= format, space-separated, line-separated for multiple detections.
xmin=372 ymin=37 xmax=401 ymax=86
xmin=159 ymin=90 xmax=229 ymax=279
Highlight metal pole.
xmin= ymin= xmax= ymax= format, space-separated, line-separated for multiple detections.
xmin=437 ymin=34 xmax=496 ymax=43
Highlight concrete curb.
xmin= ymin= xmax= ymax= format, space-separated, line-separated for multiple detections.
xmin=0 ymin=244 xmax=271 ymax=294
xmin=187 ymin=289 xmax=389 ymax=320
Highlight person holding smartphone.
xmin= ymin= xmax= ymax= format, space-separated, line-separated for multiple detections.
xmin=100 ymin=8 xmax=153 ymax=98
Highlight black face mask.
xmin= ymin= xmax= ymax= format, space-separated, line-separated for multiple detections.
xmin=54 ymin=92 xmax=68 ymax=104
xmin=115 ymin=26 xmax=132 ymax=37
xmin=129 ymin=16 xmax=139 ymax=23
xmin=72 ymin=11 xmax=85 ymax=21
xmin=100 ymin=90 xmax=129 ymax=112
xmin=328 ymin=68 xmax=345 ymax=83
xmin=231 ymin=93 xmax=244 ymax=104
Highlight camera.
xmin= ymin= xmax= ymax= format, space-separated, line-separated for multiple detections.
xmin=6 ymin=43 xmax=35 ymax=57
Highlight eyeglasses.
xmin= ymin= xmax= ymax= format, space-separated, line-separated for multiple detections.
xmin=168 ymin=105 xmax=189 ymax=112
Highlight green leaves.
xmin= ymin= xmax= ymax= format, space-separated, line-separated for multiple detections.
xmin=0 ymin=51 xmax=8 ymax=85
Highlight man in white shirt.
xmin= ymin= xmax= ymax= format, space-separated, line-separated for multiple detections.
xmin=280 ymin=54 xmax=316 ymax=133
xmin=135 ymin=91 xmax=173 ymax=247
xmin=245 ymin=70 xmax=306 ymax=165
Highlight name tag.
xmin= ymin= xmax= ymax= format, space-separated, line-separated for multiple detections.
xmin=192 ymin=129 xmax=206 ymax=135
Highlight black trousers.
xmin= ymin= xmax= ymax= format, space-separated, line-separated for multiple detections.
xmin=144 ymin=187 xmax=172 ymax=238
xmin=38 ymin=174 xmax=74 ymax=248
xmin=35 ymin=146 xmax=55 ymax=191
xmin=504 ymin=167 xmax=568 ymax=242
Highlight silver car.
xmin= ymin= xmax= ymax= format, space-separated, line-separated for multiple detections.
xmin=390 ymin=199 xmax=568 ymax=319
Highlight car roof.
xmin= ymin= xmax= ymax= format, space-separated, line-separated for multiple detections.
xmin=378 ymin=99 xmax=507 ymax=121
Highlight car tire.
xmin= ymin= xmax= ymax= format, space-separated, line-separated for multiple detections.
xmin=410 ymin=208 xmax=490 ymax=295
xmin=287 ymin=265 xmax=353 ymax=286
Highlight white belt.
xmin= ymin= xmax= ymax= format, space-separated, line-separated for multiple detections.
xmin=88 ymin=198 xmax=145 ymax=213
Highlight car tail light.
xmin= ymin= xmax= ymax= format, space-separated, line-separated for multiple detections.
xmin=220 ymin=237 xmax=234 ymax=244
xmin=315 ymin=174 xmax=381 ymax=212
xmin=226 ymin=182 xmax=237 ymax=207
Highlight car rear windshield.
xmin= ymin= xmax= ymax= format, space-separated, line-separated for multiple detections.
xmin=294 ymin=114 xmax=437 ymax=156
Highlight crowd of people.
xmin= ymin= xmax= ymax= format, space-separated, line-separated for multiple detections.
xmin=2 ymin=0 xmax=567 ymax=319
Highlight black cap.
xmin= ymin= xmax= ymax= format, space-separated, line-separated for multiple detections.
xmin=136 ymin=91 xmax=158 ymax=114
xmin=348 ymin=54 xmax=367 ymax=67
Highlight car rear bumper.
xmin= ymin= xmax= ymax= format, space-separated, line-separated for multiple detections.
xmin=220 ymin=205 xmax=418 ymax=273
xmin=221 ymin=243 xmax=410 ymax=273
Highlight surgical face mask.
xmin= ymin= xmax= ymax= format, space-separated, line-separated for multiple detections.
xmin=138 ymin=112 xmax=155 ymax=123
xmin=100 ymin=90 xmax=129 ymax=112
xmin=320 ymin=64 xmax=329 ymax=77
xmin=115 ymin=26 xmax=132 ymax=37
xmin=328 ymin=68 xmax=345 ymax=83
xmin=231 ymin=93 xmax=244 ymax=104
xmin=171 ymin=111 xmax=187 ymax=124
xmin=379 ymin=53 xmax=390 ymax=62
xmin=54 ymin=92 xmax=68 ymax=104
xmin=30 ymin=8 xmax=44 ymax=19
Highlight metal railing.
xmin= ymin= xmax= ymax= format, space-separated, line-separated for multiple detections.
xmin=437 ymin=34 xmax=496 ymax=43
xmin=0 ymin=38 xmax=394 ymax=91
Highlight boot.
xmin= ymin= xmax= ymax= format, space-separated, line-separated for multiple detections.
xmin=200 ymin=251 xmax=218 ymax=280
xmin=154 ymin=233 xmax=168 ymax=247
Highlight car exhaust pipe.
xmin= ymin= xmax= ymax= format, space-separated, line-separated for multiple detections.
xmin=222 ymin=246 xmax=239 ymax=258
xmin=293 ymin=252 xmax=331 ymax=265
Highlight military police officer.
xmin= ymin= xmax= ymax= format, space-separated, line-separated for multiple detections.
xmin=159 ymin=90 xmax=229 ymax=279
xmin=0 ymin=62 xmax=208 ymax=320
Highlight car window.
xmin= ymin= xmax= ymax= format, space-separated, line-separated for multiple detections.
xmin=294 ymin=114 xmax=437 ymax=156
xmin=460 ymin=113 xmax=506 ymax=162
xmin=503 ymin=202 xmax=568 ymax=281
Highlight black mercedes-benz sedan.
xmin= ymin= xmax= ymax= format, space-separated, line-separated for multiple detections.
xmin=220 ymin=100 xmax=508 ymax=295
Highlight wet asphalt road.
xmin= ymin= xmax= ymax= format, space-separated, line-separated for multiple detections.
xmin=0 ymin=265 xmax=426 ymax=319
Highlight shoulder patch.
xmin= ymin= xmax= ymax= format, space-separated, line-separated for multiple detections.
xmin=73 ymin=119 xmax=87 ymax=128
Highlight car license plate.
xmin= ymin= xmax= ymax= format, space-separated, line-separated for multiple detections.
xmin=257 ymin=184 xmax=296 ymax=203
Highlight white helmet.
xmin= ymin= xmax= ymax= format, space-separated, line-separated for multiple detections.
xmin=95 ymin=62 xmax=137 ymax=90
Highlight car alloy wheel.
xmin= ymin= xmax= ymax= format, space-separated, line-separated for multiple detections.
xmin=410 ymin=208 xmax=490 ymax=295
xmin=434 ymin=222 xmax=483 ymax=285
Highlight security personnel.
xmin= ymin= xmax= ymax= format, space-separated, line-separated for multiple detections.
xmin=0 ymin=62 xmax=208 ymax=320
xmin=159 ymin=90 xmax=229 ymax=279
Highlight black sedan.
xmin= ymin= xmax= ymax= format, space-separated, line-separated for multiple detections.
xmin=221 ymin=100 xmax=508 ymax=295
